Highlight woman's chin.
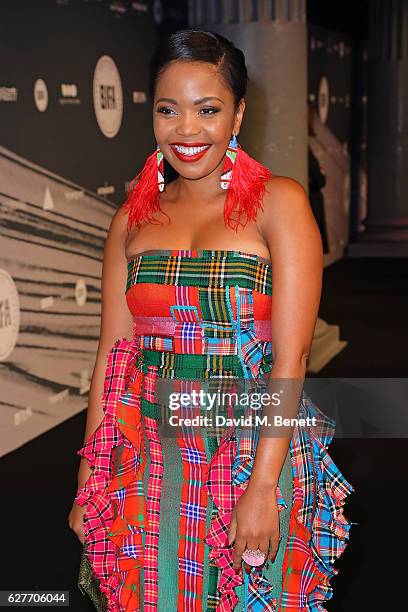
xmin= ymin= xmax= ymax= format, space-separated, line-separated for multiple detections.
xmin=171 ymin=164 xmax=212 ymax=180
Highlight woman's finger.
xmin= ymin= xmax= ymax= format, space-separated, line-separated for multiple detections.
xmin=233 ymin=535 xmax=247 ymax=570
xmin=227 ymin=510 xmax=237 ymax=546
xmin=269 ymin=532 xmax=280 ymax=562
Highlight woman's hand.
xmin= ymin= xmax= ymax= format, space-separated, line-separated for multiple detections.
xmin=227 ymin=484 xmax=280 ymax=574
xmin=68 ymin=501 xmax=86 ymax=545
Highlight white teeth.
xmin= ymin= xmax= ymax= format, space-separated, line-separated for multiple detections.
xmin=173 ymin=145 xmax=209 ymax=156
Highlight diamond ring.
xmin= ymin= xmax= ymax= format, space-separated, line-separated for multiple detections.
xmin=241 ymin=548 xmax=266 ymax=566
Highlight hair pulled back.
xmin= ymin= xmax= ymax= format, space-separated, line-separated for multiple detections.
xmin=149 ymin=29 xmax=248 ymax=108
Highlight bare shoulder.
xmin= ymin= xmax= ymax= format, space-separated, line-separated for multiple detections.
xmin=108 ymin=204 xmax=129 ymax=237
xmin=103 ymin=205 xmax=132 ymax=257
xmin=258 ymin=175 xmax=313 ymax=238
xmin=261 ymin=175 xmax=309 ymax=219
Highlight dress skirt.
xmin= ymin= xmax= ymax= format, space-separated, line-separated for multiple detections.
xmin=140 ymin=420 xmax=293 ymax=611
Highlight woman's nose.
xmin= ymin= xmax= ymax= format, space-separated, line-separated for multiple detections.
xmin=175 ymin=113 xmax=200 ymax=136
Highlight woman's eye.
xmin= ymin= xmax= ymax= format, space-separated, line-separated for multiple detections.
xmin=157 ymin=107 xmax=177 ymax=115
xmin=200 ymin=107 xmax=220 ymax=115
xmin=156 ymin=106 xmax=219 ymax=116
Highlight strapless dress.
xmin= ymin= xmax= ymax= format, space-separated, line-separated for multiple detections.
xmin=75 ymin=249 xmax=354 ymax=612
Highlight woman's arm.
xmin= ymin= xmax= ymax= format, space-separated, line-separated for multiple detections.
xmin=248 ymin=176 xmax=323 ymax=492
xmin=228 ymin=176 xmax=323 ymax=570
xmin=76 ymin=206 xmax=134 ymax=491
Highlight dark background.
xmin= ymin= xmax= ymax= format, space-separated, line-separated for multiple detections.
xmin=0 ymin=0 xmax=157 ymax=204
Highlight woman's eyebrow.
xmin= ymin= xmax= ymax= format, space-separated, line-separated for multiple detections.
xmin=193 ymin=96 xmax=224 ymax=105
xmin=156 ymin=96 xmax=224 ymax=105
xmin=156 ymin=98 xmax=178 ymax=104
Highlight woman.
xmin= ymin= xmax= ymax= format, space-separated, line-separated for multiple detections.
xmin=69 ymin=29 xmax=353 ymax=611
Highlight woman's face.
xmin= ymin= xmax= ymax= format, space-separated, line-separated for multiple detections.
xmin=153 ymin=60 xmax=245 ymax=182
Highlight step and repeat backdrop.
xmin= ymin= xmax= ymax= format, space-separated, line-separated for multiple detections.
xmin=0 ymin=3 xmax=368 ymax=456
xmin=0 ymin=0 xmax=160 ymax=456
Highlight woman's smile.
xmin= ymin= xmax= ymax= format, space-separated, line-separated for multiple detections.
xmin=170 ymin=142 xmax=212 ymax=162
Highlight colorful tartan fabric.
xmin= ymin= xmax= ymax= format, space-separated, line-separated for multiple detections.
xmin=75 ymin=249 xmax=354 ymax=611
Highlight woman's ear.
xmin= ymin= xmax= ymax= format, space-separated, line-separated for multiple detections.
xmin=233 ymin=98 xmax=246 ymax=136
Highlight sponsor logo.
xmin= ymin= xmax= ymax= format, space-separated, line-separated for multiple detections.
xmin=75 ymin=278 xmax=87 ymax=307
xmin=60 ymin=83 xmax=81 ymax=105
xmin=132 ymin=90 xmax=147 ymax=103
xmin=318 ymin=76 xmax=329 ymax=124
xmin=65 ymin=189 xmax=84 ymax=201
xmin=34 ymin=78 xmax=48 ymax=112
xmin=97 ymin=184 xmax=115 ymax=196
xmin=49 ymin=388 xmax=69 ymax=404
xmin=109 ymin=1 xmax=126 ymax=15
xmin=93 ymin=55 xmax=123 ymax=138
xmin=131 ymin=1 xmax=148 ymax=12
xmin=0 ymin=87 xmax=18 ymax=102
xmin=153 ymin=0 xmax=163 ymax=23
xmin=14 ymin=406 xmax=33 ymax=427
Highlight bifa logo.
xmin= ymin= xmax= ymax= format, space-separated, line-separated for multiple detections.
xmin=318 ymin=77 xmax=329 ymax=124
xmin=0 ymin=270 xmax=20 ymax=361
xmin=99 ymin=85 xmax=116 ymax=110
xmin=34 ymin=78 xmax=48 ymax=112
xmin=93 ymin=55 xmax=123 ymax=138
xmin=61 ymin=83 xmax=78 ymax=97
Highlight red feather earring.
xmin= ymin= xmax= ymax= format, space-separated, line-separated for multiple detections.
xmin=124 ymin=145 xmax=165 ymax=236
xmin=124 ymin=137 xmax=272 ymax=235
xmin=222 ymin=134 xmax=273 ymax=231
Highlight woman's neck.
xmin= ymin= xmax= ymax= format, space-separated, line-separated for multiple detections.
xmin=168 ymin=160 xmax=225 ymax=206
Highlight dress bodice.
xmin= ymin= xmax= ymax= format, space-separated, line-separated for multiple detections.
xmin=125 ymin=249 xmax=273 ymax=379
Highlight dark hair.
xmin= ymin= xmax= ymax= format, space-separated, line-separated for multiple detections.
xmin=149 ymin=29 xmax=248 ymax=108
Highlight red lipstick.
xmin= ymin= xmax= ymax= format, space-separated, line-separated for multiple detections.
xmin=170 ymin=142 xmax=211 ymax=163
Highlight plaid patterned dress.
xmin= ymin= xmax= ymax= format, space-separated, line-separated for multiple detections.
xmin=75 ymin=249 xmax=354 ymax=611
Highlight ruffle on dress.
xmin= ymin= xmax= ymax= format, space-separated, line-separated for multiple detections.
xmin=75 ymin=337 xmax=147 ymax=612
xmin=277 ymin=393 xmax=354 ymax=611
xmin=75 ymin=337 xmax=354 ymax=612
xmin=202 ymin=389 xmax=354 ymax=612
